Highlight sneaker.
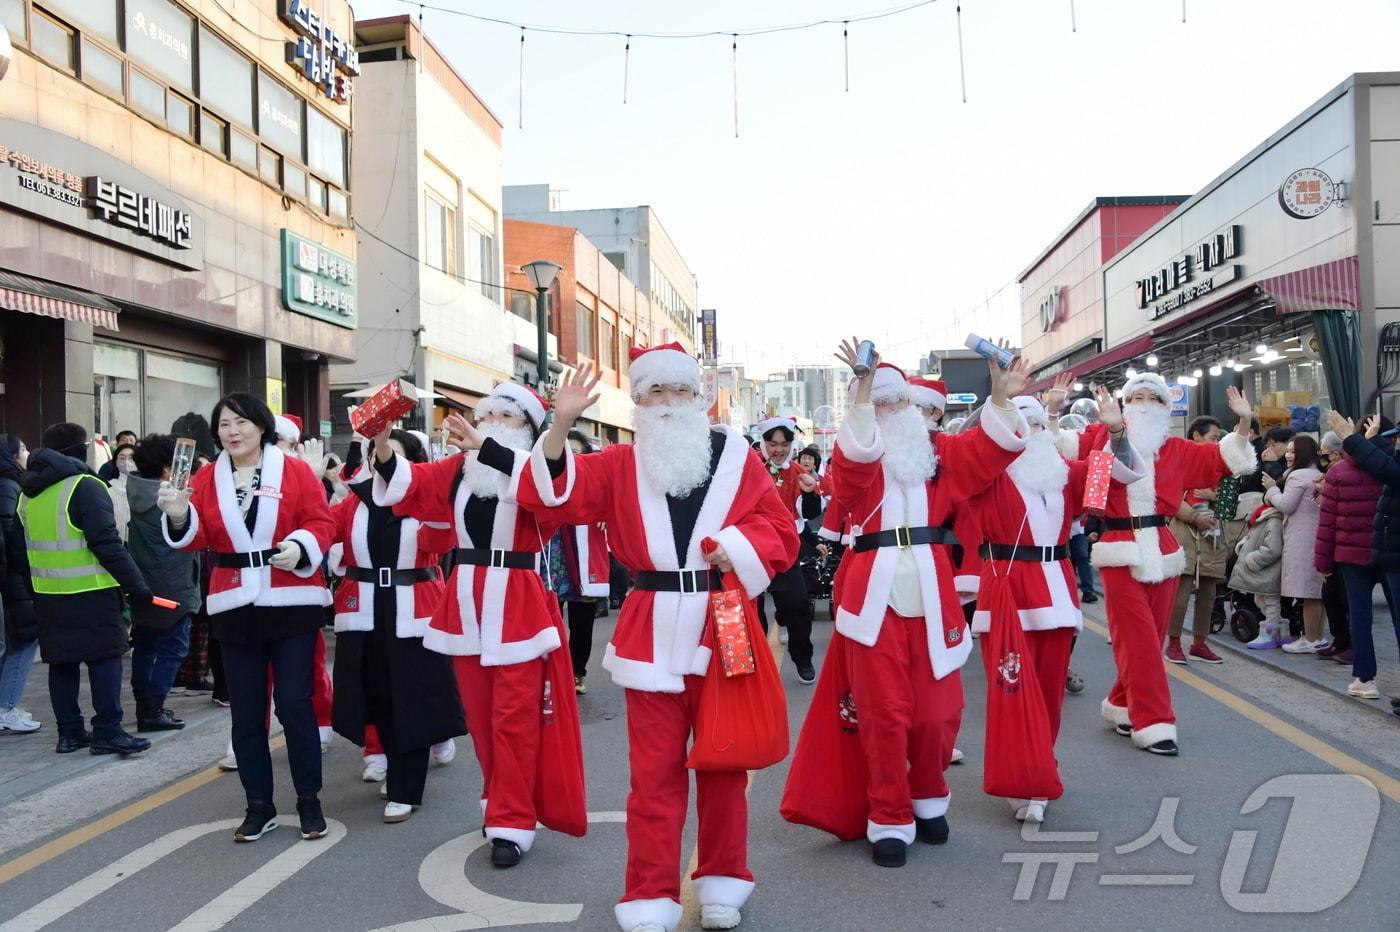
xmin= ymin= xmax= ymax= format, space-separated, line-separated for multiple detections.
xmin=1246 ymin=624 xmax=1282 ymax=650
xmin=296 ymin=796 xmax=327 ymax=840
xmin=212 ymin=697 xmax=231 ymax=708
xmin=778 ymin=627 xmax=790 ymax=645
xmin=383 ymin=802 xmax=414 ymax=823
xmin=1114 ymin=723 xmax=1132 ymax=737
xmin=90 ymin=732 xmax=151 ymax=755
xmin=431 ymin=739 xmax=456 ymax=766
xmin=379 ymin=782 xmax=388 ymax=800
xmin=0 ymin=707 xmax=42 ymax=733
xmin=700 ymin=904 xmax=742 ymax=930
xmin=949 ymin=747 xmax=965 ymax=764
xmin=1315 ymin=643 xmax=1339 ymax=658
xmin=1015 ymin=802 xmax=1046 ymax=823
xmin=628 ymin=925 xmax=667 ymax=932
xmin=362 ymin=756 xmax=387 ymax=782
xmin=490 ymin=838 xmax=522 ymax=868
xmin=796 ymin=663 xmax=816 ymax=685
xmin=1145 ymin=739 xmax=1179 ymax=756
xmin=915 ymin=814 xmax=949 ymax=844
xmin=1080 ymin=591 xmax=1098 ymax=603
xmin=1164 ymin=644 xmax=1188 ymax=665
xmin=1188 ymin=643 xmax=1223 ymax=664
xmin=1332 ymin=649 xmax=1355 ymax=664
xmin=1065 ymin=670 xmax=1085 ymax=694
xmin=184 ymin=678 xmax=214 ymax=693
xmin=1281 ymin=638 xmax=1321 ymax=654
xmin=218 ymin=749 xmax=239 ymax=771
xmin=871 ymin=838 xmax=907 ymax=868
xmin=234 ymin=803 xmax=278 ymax=842
xmin=574 ymin=675 xmax=587 ymax=696
xmin=1348 ymin=679 xmax=1381 ymax=700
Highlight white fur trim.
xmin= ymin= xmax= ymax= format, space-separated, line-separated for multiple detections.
xmin=487 ymin=383 xmax=546 ymax=427
xmin=1100 ymin=699 xmax=1130 ymax=727
xmin=972 ymin=603 xmax=1083 ymax=634
xmin=710 ymin=525 xmax=771 ymax=599
xmin=1219 ymin=432 xmax=1256 ymax=477
xmin=1122 ymin=372 xmax=1170 ymax=404
xmin=615 ymin=898 xmax=683 ymax=932
xmin=980 ymin=403 xmax=1030 ymax=452
xmin=867 ymin=820 xmax=916 ymax=845
xmin=1013 ymin=395 xmax=1048 ymax=428
xmin=208 ymin=583 xmax=330 ymax=614
xmin=1054 ymin=429 xmax=1082 ymax=460
xmin=485 ymin=825 xmax=536 ymax=853
xmin=835 ymin=404 xmax=883 ymax=464
xmin=162 ymin=506 xmax=199 ymax=549
xmin=529 ymin=439 xmax=576 ymax=507
xmin=274 ymin=415 xmax=300 ymax=442
xmin=909 ymin=384 xmax=938 ymax=410
xmin=691 ymin=876 xmax=755 ymax=909
xmin=1130 ymin=720 xmax=1178 ymax=749
xmin=757 ymin=415 xmax=798 ymax=438
xmin=629 ymin=346 xmax=701 ymax=394
xmin=817 ymin=524 xmax=842 ymax=542
xmin=1090 ymin=539 xmax=1141 ymax=569
xmin=913 ymin=795 xmax=951 ymax=819
xmin=575 ymin=525 xmax=611 ymax=598
xmin=282 ymin=528 xmax=324 ymax=579
xmin=953 ymin=574 xmax=979 ymax=593
xmin=849 ymin=366 xmax=910 ymax=404
xmin=371 ymin=453 xmax=413 ymax=507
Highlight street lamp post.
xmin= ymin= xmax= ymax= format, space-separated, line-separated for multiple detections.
xmin=521 ymin=259 xmax=561 ymax=388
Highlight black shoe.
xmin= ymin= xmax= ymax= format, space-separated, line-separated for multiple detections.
xmin=297 ymin=796 xmax=327 ymax=839
xmin=1114 ymin=723 xmax=1132 ymax=737
xmin=234 ymin=802 xmax=279 ymax=842
xmin=183 ymin=678 xmax=214 ymax=693
xmin=915 ymin=815 xmax=949 ymax=845
xmin=1080 ymin=591 xmax=1098 ymax=604
xmin=55 ymin=731 xmax=92 ymax=754
xmin=1146 ymin=739 xmax=1179 ymax=756
xmin=871 ymin=838 xmax=907 ymax=868
xmin=90 ymin=732 xmax=151 ymax=755
xmin=796 ymin=663 xmax=816 ymax=685
xmin=490 ymin=838 xmax=523 ymax=868
xmin=1390 ymin=697 xmax=1400 ymax=710
xmin=137 ymin=708 xmax=186 ymax=732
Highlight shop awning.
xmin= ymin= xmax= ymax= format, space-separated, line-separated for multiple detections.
xmin=434 ymin=385 xmax=480 ymax=411
xmin=1255 ymin=255 xmax=1360 ymax=314
xmin=0 ymin=271 xmax=121 ymax=330
xmin=1027 ymin=335 xmax=1153 ymax=393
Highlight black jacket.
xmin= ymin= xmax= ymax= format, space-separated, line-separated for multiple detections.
xmin=125 ymin=474 xmax=202 ymax=627
xmin=19 ymin=449 xmax=151 ymax=663
xmin=1341 ymin=433 xmax=1400 ymax=573
xmin=0 ymin=450 xmax=38 ymax=646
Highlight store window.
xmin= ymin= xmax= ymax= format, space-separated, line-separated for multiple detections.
xmin=0 ymin=0 xmax=25 ymax=42
xmin=93 ymin=343 xmax=142 ymax=443
xmin=30 ymin=9 xmax=76 ymax=72
xmin=257 ymin=69 xmax=303 ymax=159
xmin=468 ymin=224 xmax=496 ymax=298
xmin=198 ymin=27 xmax=254 ymax=129
xmin=600 ymin=318 xmax=617 ymax=369
xmin=306 ymin=107 xmax=346 ymax=188
xmin=125 ymin=0 xmax=194 ymax=93
xmin=576 ymin=303 xmax=596 ymax=359
xmin=424 ymin=190 xmax=456 ymax=275
xmin=510 ymin=293 xmax=533 ymax=321
xmin=94 ymin=343 xmax=222 ymax=441
xmin=45 ymin=0 xmax=119 ymax=44
xmin=81 ymin=38 xmax=124 ymax=98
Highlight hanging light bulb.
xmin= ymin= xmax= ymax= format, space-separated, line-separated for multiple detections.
xmin=1223 ymin=358 xmax=1235 ymax=368
xmin=1255 ymin=344 xmax=1267 ymax=355
xmin=1146 ymin=354 xmax=1159 ymax=367
xmin=1209 ymin=365 xmax=1223 ymax=376
xmin=1193 ymin=368 xmax=1203 ymax=378
xmin=1125 ymin=367 xmax=1138 ymax=379
xmin=1072 ymin=382 xmax=1084 ymax=391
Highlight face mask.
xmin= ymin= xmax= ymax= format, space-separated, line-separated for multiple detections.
xmin=118 ymin=460 xmax=135 ymax=474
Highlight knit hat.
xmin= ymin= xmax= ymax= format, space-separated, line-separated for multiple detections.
xmin=477 ymin=382 xmax=549 ymax=427
xmin=1121 ymin=372 xmax=1171 ymax=405
xmin=42 ymin=422 xmax=88 ymax=458
xmin=628 ymin=342 xmax=701 ymax=395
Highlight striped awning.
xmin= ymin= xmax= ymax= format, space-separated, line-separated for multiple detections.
xmin=0 ymin=271 xmax=121 ymax=330
xmin=1255 ymin=255 xmax=1360 ymax=315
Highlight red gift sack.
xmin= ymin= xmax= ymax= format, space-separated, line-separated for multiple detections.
xmin=535 ymin=607 xmax=589 ymax=837
xmin=686 ymin=539 xmax=789 ymax=772
xmin=980 ymin=573 xmax=1063 ymax=801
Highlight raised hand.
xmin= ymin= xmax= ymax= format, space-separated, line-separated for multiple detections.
xmin=372 ymin=424 xmax=394 ymax=463
xmin=1226 ymin=385 xmax=1253 ymax=420
xmin=1093 ymin=382 xmax=1124 ymax=432
xmin=797 ymin=471 xmax=818 ymax=493
xmin=444 ymin=413 xmax=484 ymax=451
xmin=1364 ymin=414 xmax=1381 ymax=440
xmin=988 ymin=340 xmax=1031 ymax=405
xmin=555 ymin=363 xmax=603 ymax=428
xmin=835 ymin=337 xmax=879 ymax=404
xmin=1327 ymin=409 xmax=1355 ymax=439
xmin=1045 ymin=371 xmax=1075 ymax=415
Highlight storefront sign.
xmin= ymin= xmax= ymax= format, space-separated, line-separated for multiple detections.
xmin=1136 ymin=225 xmax=1242 ymax=320
xmin=701 ymin=308 xmax=718 ymax=365
xmin=86 ymin=177 xmax=192 ymax=249
xmin=280 ymin=0 xmax=359 ymax=104
xmin=947 ymin=392 xmax=979 ymax=405
xmin=1168 ymin=383 xmax=1190 ymax=417
xmin=1038 ymin=286 xmax=1067 ymax=333
xmin=1278 ymin=168 xmax=1336 ymax=219
xmin=266 ymin=378 xmax=285 ymax=414
xmin=280 ymin=229 xmax=356 ymax=329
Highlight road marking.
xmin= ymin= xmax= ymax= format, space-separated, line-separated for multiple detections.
xmin=0 ymin=810 xmax=343 ymax=932
xmin=0 ymin=736 xmax=284 ymax=887
xmin=382 ymin=811 xmax=628 ymax=931
xmin=1081 ymin=617 xmax=1400 ymax=804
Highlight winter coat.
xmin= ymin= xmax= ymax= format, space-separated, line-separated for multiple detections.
xmin=125 ymin=474 xmax=202 ymax=628
xmin=18 ymin=449 xmax=151 ymax=663
xmin=1341 ymin=432 xmax=1400 ymax=572
xmin=1265 ymin=466 xmax=1324 ymax=600
xmin=1229 ymin=508 xmax=1284 ymax=596
xmin=1314 ymin=453 xmax=1383 ymax=573
xmin=0 ymin=451 xmax=37 ymax=646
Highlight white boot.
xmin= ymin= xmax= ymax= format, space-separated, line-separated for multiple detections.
xmin=700 ymin=905 xmax=742 ymax=930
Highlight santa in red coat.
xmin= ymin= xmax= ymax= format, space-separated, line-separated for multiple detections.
xmin=517 ymin=344 xmax=798 ymax=932
xmin=368 ymin=382 xmax=586 ymax=869
xmin=1059 ymin=372 xmax=1256 ymax=755
xmin=781 ymin=345 xmax=1032 ymax=869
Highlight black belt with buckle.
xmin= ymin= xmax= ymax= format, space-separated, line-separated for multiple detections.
xmin=851 ymin=525 xmax=957 ymax=553
xmin=346 ymin=566 xmax=440 ymax=588
xmin=214 ymin=548 xmax=279 ymax=569
xmin=450 ymin=548 xmax=538 ymax=570
xmin=1103 ymin=515 xmax=1168 ymax=531
xmin=979 ymin=542 xmax=1069 ymax=563
xmin=633 ymin=569 xmax=723 ymax=594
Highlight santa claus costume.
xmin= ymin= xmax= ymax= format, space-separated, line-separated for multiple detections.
xmin=1062 ymin=373 xmax=1255 ymax=754
xmin=519 ymin=344 xmax=798 ymax=932
xmin=370 ymin=383 xmax=586 ymax=867
xmin=327 ymin=431 xmax=466 ymax=822
xmin=781 ymin=363 xmax=1028 ymax=867
xmin=909 ymin=377 xmax=949 ymax=431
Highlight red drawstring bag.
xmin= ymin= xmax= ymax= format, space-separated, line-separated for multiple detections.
xmin=686 ymin=538 xmax=789 ymax=772
xmin=535 ymin=608 xmax=588 ymax=837
xmin=980 ymin=573 xmax=1063 ymax=801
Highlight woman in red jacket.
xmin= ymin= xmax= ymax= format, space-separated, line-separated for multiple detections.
xmin=159 ymin=393 xmax=335 ymax=843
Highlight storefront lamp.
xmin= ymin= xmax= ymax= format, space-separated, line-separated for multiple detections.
xmin=1125 ymin=367 xmax=1138 ymax=379
xmin=521 ymin=259 xmax=562 ymax=388
xmin=1223 ymin=358 xmax=1235 ymax=368
xmin=1255 ymin=344 xmax=1268 ymax=355
xmin=1072 ymin=382 xmax=1084 ymax=391
xmin=1192 ymin=369 xmax=1203 ymax=378
xmin=1209 ymin=365 xmax=1223 ymax=377
xmin=1145 ymin=354 xmax=1159 ymax=367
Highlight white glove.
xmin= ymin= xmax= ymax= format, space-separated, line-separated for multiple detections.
xmin=269 ymin=540 xmax=303 ymax=570
xmin=157 ymin=482 xmax=191 ymax=521
xmin=299 ymin=438 xmax=325 ymax=473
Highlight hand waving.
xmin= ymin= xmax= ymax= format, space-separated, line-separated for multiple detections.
xmin=1226 ymin=385 xmax=1253 ymax=420
xmin=1045 ymin=371 xmax=1075 ymax=415
xmin=555 ymin=363 xmax=603 ymax=427
xmin=1092 ymin=383 xmax=1124 ymax=432
xmin=1327 ymin=409 xmax=1355 ymax=439
xmin=444 ymin=413 xmax=484 ymax=451
xmin=988 ymin=340 xmax=1031 ymax=405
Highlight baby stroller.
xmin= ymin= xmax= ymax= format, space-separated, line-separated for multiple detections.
xmin=1216 ymin=579 xmax=1303 ymax=643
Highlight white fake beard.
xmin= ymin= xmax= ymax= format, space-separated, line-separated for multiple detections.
xmin=1007 ymin=428 xmax=1069 ymax=496
xmin=878 ymin=405 xmax=938 ymax=486
xmin=462 ymin=422 xmax=534 ymax=499
xmin=634 ymin=399 xmax=714 ymax=498
xmin=1124 ymin=401 xmax=1171 ymax=459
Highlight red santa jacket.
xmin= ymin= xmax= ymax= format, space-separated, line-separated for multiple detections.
xmin=519 ymin=424 xmax=798 ymax=693
xmin=163 ymin=444 xmax=334 ymax=614
xmin=1072 ymin=425 xmax=1255 ymax=583
xmin=373 ymin=448 xmax=565 ymax=665
xmin=829 ymin=405 xmax=1026 ymax=679
xmin=326 ymin=471 xmax=454 ymax=637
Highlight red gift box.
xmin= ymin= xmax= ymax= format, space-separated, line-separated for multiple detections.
xmin=711 ymin=589 xmax=757 ymax=678
xmin=350 ymin=379 xmax=419 ymax=438
xmin=1082 ymin=448 xmax=1115 ymax=517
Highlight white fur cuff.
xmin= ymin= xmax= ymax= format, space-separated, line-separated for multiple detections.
xmin=615 ymin=897 xmax=683 ymax=932
xmin=283 ymin=528 xmax=325 ymax=579
xmin=1100 ymin=699 xmax=1130 ymax=727
xmin=913 ymin=794 xmax=950 ymax=819
xmin=836 ymin=404 xmax=882 ymax=464
xmin=710 ymin=525 xmax=771 ymax=599
xmin=529 ymin=439 xmax=575 ymax=506
xmin=162 ymin=506 xmax=199 ymax=550
xmin=867 ymin=820 xmax=916 ymax=845
xmin=371 ymin=453 xmax=413 ymax=507
xmin=692 ymin=875 xmax=755 ymax=909
xmin=1130 ymin=720 xmax=1178 ymax=748
xmin=485 ymin=825 xmax=536 ymax=853
xmin=1219 ymin=432 xmax=1257 ymax=477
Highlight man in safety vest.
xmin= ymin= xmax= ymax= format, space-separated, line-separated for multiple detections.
xmin=19 ymin=422 xmax=156 ymax=756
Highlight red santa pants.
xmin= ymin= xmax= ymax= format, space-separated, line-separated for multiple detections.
xmin=620 ymin=676 xmax=752 ymax=918
xmin=454 ymin=654 xmax=544 ymax=848
xmin=846 ymin=612 xmax=964 ymax=843
xmin=1102 ymin=567 xmax=1179 ymax=745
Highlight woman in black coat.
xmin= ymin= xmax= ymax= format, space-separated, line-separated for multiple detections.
xmin=0 ymin=435 xmax=41 ymax=733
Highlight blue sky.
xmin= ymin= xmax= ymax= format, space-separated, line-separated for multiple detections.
xmin=350 ymin=0 xmax=1400 ymax=377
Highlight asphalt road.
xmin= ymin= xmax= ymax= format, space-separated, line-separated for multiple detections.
xmin=1 ymin=601 xmax=1397 ymax=932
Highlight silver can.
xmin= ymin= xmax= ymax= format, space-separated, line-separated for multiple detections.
xmin=852 ymin=340 xmax=876 ymax=377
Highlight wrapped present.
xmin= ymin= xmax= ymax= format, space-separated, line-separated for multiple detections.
xmin=1212 ymin=476 xmax=1240 ymax=523
xmin=711 ymin=588 xmax=757 ymax=678
xmin=1082 ymin=448 xmax=1115 ymax=516
xmin=350 ymin=379 xmax=420 ymax=438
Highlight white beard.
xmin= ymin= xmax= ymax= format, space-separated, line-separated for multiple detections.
xmin=878 ymin=405 xmax=938 ymax=486
xmin=1007 ymin=429 xmax=1069 ymax=496
xmin=634 ymin=400 xmax=714 ymax=498
xmin=463 ymin=423 xmax=534 ymax=499
xmin=1124 ymin=401 xmax=1171 ymax=459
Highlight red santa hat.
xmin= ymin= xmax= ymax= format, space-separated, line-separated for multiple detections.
xmin=1012 ymin=395 xmax=1048 ymax=428
xmin=848 ymin=362 xmax=910 ymax=404
xmin=477 ymin=381 xmax=549 ymax=427
xmin=756 ymin=415 xmax=800 ymax=439
xmin=1122 ymin=371 xmax=1171 ymax=405
xmin=909 ymin=378 xmax=948 ymax=411
xmin=628 ymin=342 xmax=701 ymax=395
xmin=274 ymin=414 xmax=303 ymax=442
